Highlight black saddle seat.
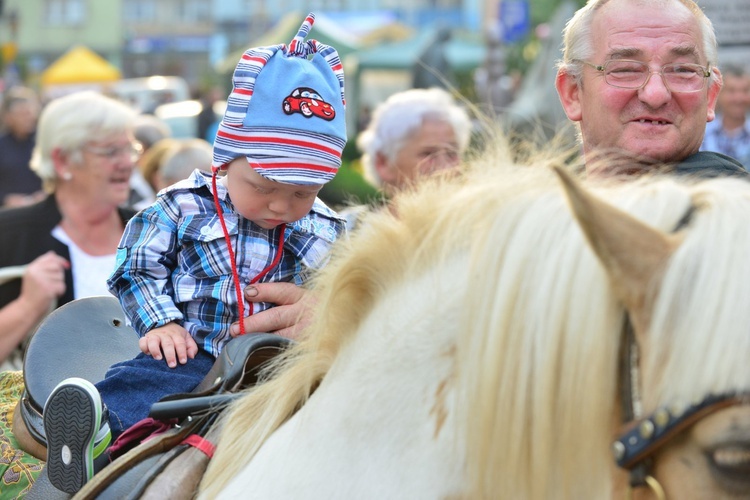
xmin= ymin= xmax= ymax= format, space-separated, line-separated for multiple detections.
xmin=21 ymin=296 xmax=141 ymax=444
xmin=149 ymin=331 xmax=293 ymax=420
xmin=21 ymin=295 xmax=293 ymax=444
xmin=21 ymin=295 xmax=293 ymax=499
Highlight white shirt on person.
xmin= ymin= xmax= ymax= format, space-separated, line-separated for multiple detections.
xmin=52 ymin=226 xmax=116 ymax=299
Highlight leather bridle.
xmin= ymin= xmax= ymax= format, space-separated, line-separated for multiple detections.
xmin=615 ymin=315 xmax=748 ymax=498
xmin=612 ymin=205 xmax=749 ymax=498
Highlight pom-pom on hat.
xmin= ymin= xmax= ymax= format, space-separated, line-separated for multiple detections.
xmin=212 ymin=13 xmax=347 ymax=186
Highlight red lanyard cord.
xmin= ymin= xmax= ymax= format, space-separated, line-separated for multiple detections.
xmin=211 ymin=172 xmax=285 ymax=336
xmin=250 ymin=226 xmax=286 ymax=286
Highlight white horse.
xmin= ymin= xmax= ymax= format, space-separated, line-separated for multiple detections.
xmin=199 ymin=154 xmax=750 ymax=499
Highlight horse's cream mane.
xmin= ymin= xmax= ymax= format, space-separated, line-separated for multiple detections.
xmin=644 ymin=178 xmax=750 ymax=408
xmin=200 ymin=148 xmax=750 ymax=498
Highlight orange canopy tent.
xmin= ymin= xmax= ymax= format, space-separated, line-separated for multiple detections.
xmin=40 ymin=45 xmax=121 ymax=86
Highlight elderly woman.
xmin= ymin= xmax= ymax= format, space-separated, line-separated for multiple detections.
xmin=357 ymin=87 xmax=472 ymax=197
xmin=337 ymin=87 xmax=472 ymax=230
xmin=0 ymin=90 xmax=139 ymax=494
xmin=0 ymin=90 xmax=139 ymax=370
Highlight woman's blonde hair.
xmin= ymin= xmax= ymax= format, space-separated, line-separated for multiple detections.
xmin=30 ymin=90 xmax=137 ymax=191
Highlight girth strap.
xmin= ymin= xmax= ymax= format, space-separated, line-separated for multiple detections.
xmin=182 ymin=434 xmax=216 ymax=458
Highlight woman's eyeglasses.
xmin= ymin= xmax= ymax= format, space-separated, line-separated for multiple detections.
xmin=84 ymin=142 xmax=143 ymax=162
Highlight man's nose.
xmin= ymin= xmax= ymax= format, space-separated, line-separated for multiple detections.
xmin=638 ymin=72 xmax=672 ymax=107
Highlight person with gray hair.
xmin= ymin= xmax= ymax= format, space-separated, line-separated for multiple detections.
xmin=154 ymin=137 xmax=212 ymax=192
xmin=700 ymin=63 xmax=750 ymax=169
xmin=357 ymin=87 xmax=472 ymax=197
xmin=0 ymin=90 xmax=139 ymax=369
xmin=554 ymin=0 xmax=747 ymax=178
xmin=128 ymin=113 xmax=173 ymax=209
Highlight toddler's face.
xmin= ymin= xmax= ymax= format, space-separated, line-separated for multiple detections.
xmin=223 ymin=157 xmax=321 ymax=229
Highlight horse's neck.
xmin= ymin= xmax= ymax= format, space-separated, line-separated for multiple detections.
xmin=221 ymin=255 xmax=469 ymax=498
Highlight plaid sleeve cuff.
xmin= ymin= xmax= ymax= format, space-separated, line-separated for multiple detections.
xmin=129 ymin=294 xmax=184 ymax=337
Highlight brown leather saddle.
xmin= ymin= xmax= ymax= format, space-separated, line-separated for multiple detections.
xmin=20 ymin=296 xmax=291 ymax=498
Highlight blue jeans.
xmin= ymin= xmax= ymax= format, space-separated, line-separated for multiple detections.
xmin=95 ymin=350 xmax=216 ymax=438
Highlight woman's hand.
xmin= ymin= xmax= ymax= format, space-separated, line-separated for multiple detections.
xmin=18 ymin=251 xmax=69 ymax=316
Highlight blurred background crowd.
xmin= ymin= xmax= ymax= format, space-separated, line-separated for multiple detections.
xmin=2 ymin=0 xmax=748 ymax=210
xmin=0 ymin=0 xmax=594 ymax=211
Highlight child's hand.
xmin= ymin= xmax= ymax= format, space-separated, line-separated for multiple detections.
xmin=140 ymin=322 xmax=199 ymax=368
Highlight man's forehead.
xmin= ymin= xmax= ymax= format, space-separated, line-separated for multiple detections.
xmin=591 ymin=1 xmax=705 ymax=59
xmin=603 ymin=44 xmax=702 ymax=61
xmin=594 ymin=0 xmax=696 ymax=27
xmin=595 ymin=0 xmax=688 ymax=11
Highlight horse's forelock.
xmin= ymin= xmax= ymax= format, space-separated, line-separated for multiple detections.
xmin=455 ymin=167 xmax=624 ymax=498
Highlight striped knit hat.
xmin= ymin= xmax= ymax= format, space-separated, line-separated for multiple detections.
xmin=212 ymin=13 xmax=347 ymax=185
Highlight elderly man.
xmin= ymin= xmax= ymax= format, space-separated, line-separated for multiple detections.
xmin=555 ymin=0 xmax=747 ymax=177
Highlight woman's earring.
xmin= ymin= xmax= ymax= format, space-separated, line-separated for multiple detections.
xmin=62 ymin=172 xmax=72 ymax=181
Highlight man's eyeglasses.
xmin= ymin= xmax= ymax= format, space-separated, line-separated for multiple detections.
xmin=575 ymin=59 xmax=711 ymax=93
xmin=84 ymin=143 xmax=143 ymax=162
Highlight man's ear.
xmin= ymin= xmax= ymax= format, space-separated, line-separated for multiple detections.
xmin=555 ymin=70 xmax=583 ymax=122
xmin=706 ymin=68 xmax=723 ymax=123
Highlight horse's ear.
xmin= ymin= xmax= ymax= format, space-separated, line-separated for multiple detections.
xmin=553 ymin=166 xmax=680 ymax=319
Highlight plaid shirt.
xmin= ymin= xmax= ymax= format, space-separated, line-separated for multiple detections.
xmin=701 ymin=117 xmax=750 ymax=170
xmin=107 ymin=170 xmax=345 ymax=356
